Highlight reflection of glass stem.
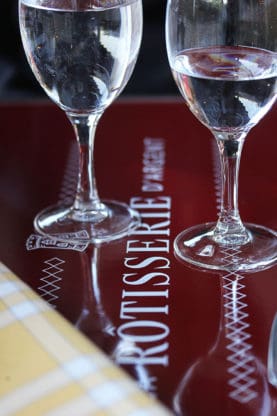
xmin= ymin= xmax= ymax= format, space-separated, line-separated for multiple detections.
xmin=173 ymin=272 xmax=271 ymax=416
xmin=75 ymin=245 xmax=115 ymax=344
xmin=220 ymin=272 xmax=258 ymax=403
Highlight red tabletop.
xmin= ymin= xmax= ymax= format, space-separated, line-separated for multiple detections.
xmin=0 ymin=98 xmax=276 ymax=415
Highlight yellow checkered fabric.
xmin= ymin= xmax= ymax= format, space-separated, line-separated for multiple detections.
xmin=0 ymin=262 xmax=172 ymax=416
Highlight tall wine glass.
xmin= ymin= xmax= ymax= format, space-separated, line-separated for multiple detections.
xmin=19 ymin=0 xmax=142 ymax=243
xmin=166 ymin=0 xmax=277 ymax=271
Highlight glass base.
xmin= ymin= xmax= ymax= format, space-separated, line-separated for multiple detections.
xmin=34 ymin=200 xmax=140 ymax=244
xmin=174 ymin=222 xmax=277 ymax=272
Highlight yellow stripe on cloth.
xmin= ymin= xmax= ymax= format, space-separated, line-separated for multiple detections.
xmin=0 ymin=262 xmax=172 ymax=416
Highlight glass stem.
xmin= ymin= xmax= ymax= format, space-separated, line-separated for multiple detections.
xmin=67 ymin=113 xmax=108 ymax=223
xmin=213 ymin=132 xmax=250 ymax=245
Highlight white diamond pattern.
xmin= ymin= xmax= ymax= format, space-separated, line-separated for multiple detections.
xmin=38 ymin=258 xmax=65 ymax=307
xmin=57 ymin=142 xmax=78 ymax=206
xmin=221 ymin=266 xmax=258 ymax=403
xmin=212 ymin=143 xmax=258 ymax=404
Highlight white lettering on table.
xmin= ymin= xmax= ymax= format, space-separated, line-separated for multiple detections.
xmin=115 ymin=138 xmax=171 ymax=394
xmin=142 ymin=138 xmax=166 ymax=192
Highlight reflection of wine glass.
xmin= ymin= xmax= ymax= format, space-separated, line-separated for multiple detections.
xmin=19 ymin=0 xmax=142 ymax=243
xmin=166 ymin=0 xmax=277 ymax=271
xmin=268 ymin=313 xmax=277 ymax=388
xmin=76 ymin=244 xmax=162 ymax=394
xmin=173 ymin=274 xmax=272 ymax=416
xmin=75 ymin=245 xmax=116 ymax=352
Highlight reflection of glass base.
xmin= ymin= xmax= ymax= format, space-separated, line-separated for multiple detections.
xmin=34 ymin=200 xmax=140 ymax=244
xmin=174 ymin=222 xmax=277 ymax=272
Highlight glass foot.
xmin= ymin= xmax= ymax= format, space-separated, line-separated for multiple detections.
xmin=34 ymin=200 xmax=140 ymax=244
xmin=174 ymin=222 xmax=277 ymax=272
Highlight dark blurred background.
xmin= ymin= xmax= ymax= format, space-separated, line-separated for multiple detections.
xmin=0 ymin=0 xmax=177 ymax=100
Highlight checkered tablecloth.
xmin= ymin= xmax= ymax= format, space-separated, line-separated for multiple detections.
xmin=0 ymin=262 xmax=172 ymax=415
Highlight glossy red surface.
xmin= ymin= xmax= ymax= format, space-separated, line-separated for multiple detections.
xmin=0 ymin=99 xmax=276 ymax=415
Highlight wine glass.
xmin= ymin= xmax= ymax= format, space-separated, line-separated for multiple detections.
xmin=19 ymin=0 xmax=142 ymax=243
xmin=166 ymin=0 xmax=277 ymax=271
